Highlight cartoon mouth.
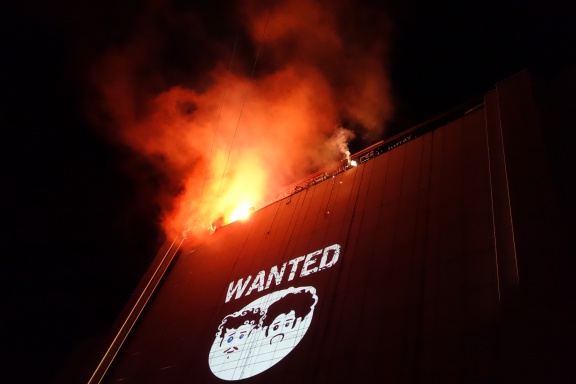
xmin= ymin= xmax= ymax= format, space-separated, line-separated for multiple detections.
xmin=269 ymin=333 xmax=285 ymax=344
xmin=224 ymin=346 xmax=239 ymax=354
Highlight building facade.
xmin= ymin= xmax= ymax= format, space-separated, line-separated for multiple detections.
xmin=89 ymin=71 xmax=576 ymax=383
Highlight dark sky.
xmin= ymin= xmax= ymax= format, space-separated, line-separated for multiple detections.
xmin=1 ymin=0 xmax=575 ymax=382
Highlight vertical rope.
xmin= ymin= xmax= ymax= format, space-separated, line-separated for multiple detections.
xmin=216 ymin=12 xmax=271 ymax=198
xmin=197 ymin=36 xmax=239 ymax=216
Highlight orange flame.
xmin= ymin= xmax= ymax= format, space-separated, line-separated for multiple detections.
xmin=229 ymin=203 xmax=255 ymax=223
xmin=89 ymin=0 xmax=393 ymax=240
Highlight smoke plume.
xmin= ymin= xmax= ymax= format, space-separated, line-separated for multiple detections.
xmin=89 ymin=0 xmax=392 ymax=239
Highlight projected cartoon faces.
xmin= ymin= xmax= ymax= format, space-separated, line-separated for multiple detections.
xmin=222 ymin=324 xmax=251 ymax=353
xmin=208 ymin=286 xmax=318 ymax=381
xmin=265 ymin=310 xmax=296 ymax=343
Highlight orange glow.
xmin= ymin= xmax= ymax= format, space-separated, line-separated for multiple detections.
xmin=229 ymin=203 xmax=254 ymax=223
xmin=89 ymin=0 xmax=393 ymax=241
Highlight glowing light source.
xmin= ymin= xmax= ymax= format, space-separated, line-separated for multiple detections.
xmin=350 ymin=160 xmax=357 ymax=167
xmin=229 ymin=203 xmax=254 ymax=223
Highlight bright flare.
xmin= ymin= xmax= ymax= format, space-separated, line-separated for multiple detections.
xmin=229 ymin=203 xmax=254 ymax=223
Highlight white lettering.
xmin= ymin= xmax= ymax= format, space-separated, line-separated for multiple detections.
xmin=288 ymin=256 xmax=306 ymax=281
xmin=300 ymin=250 xmax=321 ymax=277
xmin=225 ymin=276 xmax=252 ymax=303
xmin=319 ymin=244 xmax=340 ymax=270
xmin=246 ymin=271 xmax=266 ymax=296
xmin=223 ymin=244 xmax=342 ymax=303
xmin=265 ymin=263 xmax=287 ymax=289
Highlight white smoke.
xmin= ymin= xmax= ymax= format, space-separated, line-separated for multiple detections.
xmin=329 ymin=127 xmax=355 ymax=165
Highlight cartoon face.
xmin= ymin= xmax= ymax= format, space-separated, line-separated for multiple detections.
xmin=267 ymin=310 xmax=296 ymax=343
xmin=221 ymin=323 xmax=254 ymax=353
xmin=209 ymin=286 xmax=318 ymax=381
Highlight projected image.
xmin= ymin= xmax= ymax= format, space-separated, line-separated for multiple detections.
xmin=208 ymin=286 xmax=318 ymax=380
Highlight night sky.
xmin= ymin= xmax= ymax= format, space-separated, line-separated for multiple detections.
xmin=2 ymin=0 xmax=575 ymax=382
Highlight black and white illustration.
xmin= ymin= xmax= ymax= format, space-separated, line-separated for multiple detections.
xmin=209 ymin=286 xmax=318 ymax=380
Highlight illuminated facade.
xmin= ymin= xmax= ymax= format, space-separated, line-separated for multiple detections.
xmin=89 ymin=71 xmax=576 ymax=383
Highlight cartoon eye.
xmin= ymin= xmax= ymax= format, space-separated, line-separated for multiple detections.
xmin=273 ymin=325 xmax=279 ymax=331
xmin=227 ymin=336 xmax=233 ymax=343
xmin=239 ymin=334 xmax=244 ymax=339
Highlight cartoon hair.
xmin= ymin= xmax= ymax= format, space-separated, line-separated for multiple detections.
xmin=262 ymin=289 xmax=316 ymax=337
xmin=217 ymin=307 xmax=264 ymax=345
